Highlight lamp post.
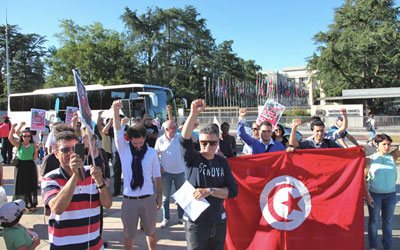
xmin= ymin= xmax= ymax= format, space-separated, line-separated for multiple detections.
xmin=203 ymin=76 xmax=207 ymax=104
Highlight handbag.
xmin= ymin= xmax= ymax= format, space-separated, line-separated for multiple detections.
xmin=10 ymin=156 xmax=19 ymax=166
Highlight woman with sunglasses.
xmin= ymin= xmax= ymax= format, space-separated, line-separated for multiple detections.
xmin=8 ymin=123 xmax=38 ymax=212
xmin=365 ymin=134 xmax=399 ymax=250
xmin=272 ymin=124 xmax=289 ymax=148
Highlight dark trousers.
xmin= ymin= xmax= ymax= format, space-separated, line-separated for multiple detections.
xmin=1 ymin=137 xmax=13 ymax=164
xmin=112 ymin=152 xmax=122 ymax=194
xmin=185 ymin=220 xmax=226 ymax=250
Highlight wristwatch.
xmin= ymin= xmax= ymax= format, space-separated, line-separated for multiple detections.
xmin=209 ymin=188 xmax=214 ymax=195
xmin=96 ymin=183 xmax=106 ymax=190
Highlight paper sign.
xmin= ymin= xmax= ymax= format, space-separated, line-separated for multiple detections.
xmin=73 ymin=69 xmax=93 ymax=134
xmin=256 ymin=99 xmax=285 ymax=130
xmin=30 ymin=109 xmax=46 ymax=131
xmin=172 ymin=181 xmax=210 ymax=221
xmin=65 ymin=106 xmax=78 ymax=124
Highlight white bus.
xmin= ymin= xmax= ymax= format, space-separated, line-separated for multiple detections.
xmin=8 ymin=84 xmax=183 ymax=126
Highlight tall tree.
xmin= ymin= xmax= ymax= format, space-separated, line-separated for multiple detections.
xmin=46 ymin=20 xmax=135 ymax=87
xmin=307 ymin=0 xmax=400 ymax=98
xmin=0 ymin=24 xmax=47 ymax=96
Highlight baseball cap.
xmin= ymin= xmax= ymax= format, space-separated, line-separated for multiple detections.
xmin=337 ymin=116 xmax=343 ymax=121
xmin=0 ymin=199 xmax=26 ymax=223
xmin=53 ymin=117 xmax=63 ymax=124
xmin=3 ymin=115 xmax=10 ymax=119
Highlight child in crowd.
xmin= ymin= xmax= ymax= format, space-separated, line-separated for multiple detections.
xmin=0 ymin=199 xmax=41 ymax=250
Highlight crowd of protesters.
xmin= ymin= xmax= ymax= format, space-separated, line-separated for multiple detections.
xmin=0 ymin=100 xmax=398 ymax=250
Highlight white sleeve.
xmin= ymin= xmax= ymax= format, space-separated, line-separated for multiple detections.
xmin=152 ymin=150 xmax=161 ymax=178
xmin=114 ymin=128 xmax=128 ymax=153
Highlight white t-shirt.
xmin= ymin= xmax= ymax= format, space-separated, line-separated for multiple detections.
xmin=155 ymin=134 xmax=186 ymax=174
xmin=114 ymin=128 xmax=161 ymax=196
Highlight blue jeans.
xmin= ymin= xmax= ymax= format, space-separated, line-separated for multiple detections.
xmin=369 ymin=127 xmax=376 ymax=141
xmin=162 ymin=172 xmax=185 ymax=220
xmin=368 ymin=192 xmax=397 ymax=250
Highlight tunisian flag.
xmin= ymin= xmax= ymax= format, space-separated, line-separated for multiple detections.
xmin=225 ymin=147 xmax=365 ymax=250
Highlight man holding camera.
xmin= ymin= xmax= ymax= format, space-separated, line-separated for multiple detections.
xmin=41 ymin=129 xmax=112 ymax=249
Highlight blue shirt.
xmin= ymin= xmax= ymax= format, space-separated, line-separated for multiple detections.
xmin=368 ymin=153 xmax=397 ymax=193
xmin=237 ymin=120 xmax=285 ymax=154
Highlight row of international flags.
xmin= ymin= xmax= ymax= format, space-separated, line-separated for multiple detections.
xmin=208 ymin=73 xmax=309 ymax=99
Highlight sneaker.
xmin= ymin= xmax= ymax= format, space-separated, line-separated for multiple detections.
xmin=160 ymin=219 xmax=169 ymax=228
xmin=178 ymin=218 xmax=184 ymax=225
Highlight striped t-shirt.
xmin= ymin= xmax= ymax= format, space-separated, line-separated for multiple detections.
xmin=42 ymin=166 xmax=104 ymax=250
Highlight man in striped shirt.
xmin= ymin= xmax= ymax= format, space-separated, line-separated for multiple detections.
xmin=42 ymin=130 xmax=112 ymax=249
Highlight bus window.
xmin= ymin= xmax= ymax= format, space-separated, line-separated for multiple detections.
xmin=24 ymin=95 xmax=34 ymax=111
xmin=34 ymin=94 xmax=51 ymax=110
xmin=9 ymin=96 xmax=24 ymax=111
xmin=88 ymin=90 xmax=102 ymax=110
xmin=102 ymin=89 xmax=127 ymax=109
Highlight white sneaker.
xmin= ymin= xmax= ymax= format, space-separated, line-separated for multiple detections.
xmin=160 ymin=219 xmax=169 ymax=228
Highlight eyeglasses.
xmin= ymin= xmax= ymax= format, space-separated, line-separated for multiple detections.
xmin=200 ymin=140 xmax=218 ymax=146
xmin=59 ymin=147 xmax=74 ymax=153
xmin=22 ymin=135 xmax=31 ymax=138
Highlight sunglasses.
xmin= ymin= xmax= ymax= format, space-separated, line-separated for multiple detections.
xmin=22 ymin=135 xmax=31 ymax=138
xmin=59 ymin=147 xmax=74 ymax=153
xmin=252 ymin=128 xmax=259 ymax=131
xmin=200 ymin=140 xmax=218 ymax=146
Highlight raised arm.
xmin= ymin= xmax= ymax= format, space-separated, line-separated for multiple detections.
xmin=289 ymin=119 xmax=301 ymax=148
xmin=15 ymin=121 xmax=26 ymax=137
xmin=166 ymin=105 xmax=173 ymax=121
xmin=112 ymin=100 xmax=123 ymax=131
xmin=182 ymin=99 xmax=205 ymax=140
xmin=102 ymin=117 xmax=113 ymax=135
xmin=8 ymin=123 xmax=20 ymax=148
xmin=336 ymin=108 xmax=348 ymax=135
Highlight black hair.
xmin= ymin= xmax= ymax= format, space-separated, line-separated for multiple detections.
xmin=311 ymin=120 xmax=325 ymax=131
xmin=19 ymin=129 xmax=34 ymax=143
xmin=220 ymin=122 xmax=230 ymax=131
xmin=200 ymin=124 xmax=220 ymax=137
xmin=126 ymin=124 xmax=147 ymax=139
xmin=54 ymin=131 xmax=79 ymax=150
xmin=54 ymin=124 xmax=75 ymax=137
xmin=4 ymin=118 xmax=10 ymax=123
xmin=310 ymin=116 xmax=322 ymax=124
xmin=1 ymin=213 xmax=23 ymax=228
xmin=374 ymin=133 xmax=392 ymax=145
xmin=260 ymin=121 xmax=273 ymax=128
xmin=273 ymin=124 xmax=285 ymax=137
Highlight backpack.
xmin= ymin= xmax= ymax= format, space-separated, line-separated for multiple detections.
xmin=365 ymin=120 xmax=373 ymax=131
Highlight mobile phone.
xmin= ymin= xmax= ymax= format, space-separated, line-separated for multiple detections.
xmin=74 ymin=143 xmax=85 ymax=160
xmin=73 ymin=143 xmax=85 ymax=181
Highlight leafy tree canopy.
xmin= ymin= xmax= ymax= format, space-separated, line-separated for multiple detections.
xmin=307 ymin=0 xmax=400 ymax=97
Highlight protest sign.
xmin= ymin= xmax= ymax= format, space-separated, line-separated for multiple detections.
xmin=65 ymin=106 xmax=78 ymax=124
xmin=256 ymin=99 xmax=285 ymax=130
xmin=30 ymin=109 xmax=46 ymax=131
xmin=73 ymin=69 xmax=93 ymax=134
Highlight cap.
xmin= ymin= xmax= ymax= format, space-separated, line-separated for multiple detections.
xmin=337 ymin=116 xmax=343 ymax=121
xmin=53 ymin=117 xmax=63 ymax=124
xmin=3 ymin=115 xmax=10 ymax=119
xmin=0 ymin=199 xmax=25 ymax=223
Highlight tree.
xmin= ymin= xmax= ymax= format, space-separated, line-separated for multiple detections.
xmin=46 ymin=20 xmax=136 ymax=87
xmin=0 ymin=25 xmax=47 ymax=97
xmin=307 ymin=0 xmax=400 ymax=98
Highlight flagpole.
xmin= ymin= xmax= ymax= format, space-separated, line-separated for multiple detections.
xmin=5 ymin=10 xmax=11 ymax=112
